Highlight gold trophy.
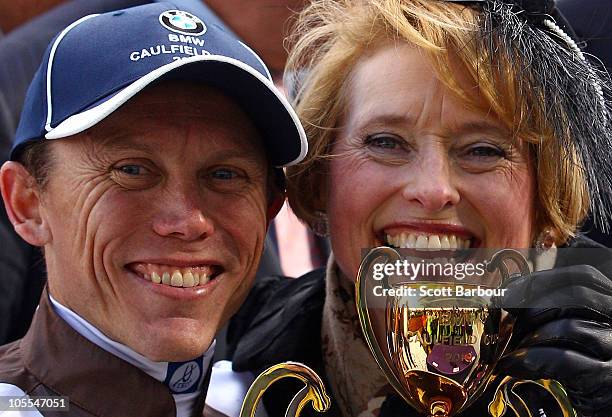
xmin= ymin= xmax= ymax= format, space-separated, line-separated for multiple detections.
xmin=355 ymin=246 xmax=576 ymax=417
xmin=238 ymin=246 xmax=576 ymax=417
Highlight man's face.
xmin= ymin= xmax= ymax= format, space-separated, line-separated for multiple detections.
xmin=39 ymin=82 xmax=271 ymax=361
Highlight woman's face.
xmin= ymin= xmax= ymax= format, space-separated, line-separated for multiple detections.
xmin=327 ymin=42 xmax=535 ymax=281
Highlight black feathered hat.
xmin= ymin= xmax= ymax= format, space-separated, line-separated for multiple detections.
xmin=446 ymin=0 xmax=612 ymax=232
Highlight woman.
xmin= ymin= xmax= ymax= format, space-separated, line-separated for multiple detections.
xmin=228 ymin=1 xmax=612 ymax=416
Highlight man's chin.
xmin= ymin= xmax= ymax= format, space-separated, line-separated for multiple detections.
xmin=126 ymin=329 xmax=216 ymax=362
xmin=141 ymin=340 xmax=215 ymax=363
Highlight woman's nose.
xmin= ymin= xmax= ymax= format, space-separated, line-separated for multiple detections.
xmin=401 ymin=152 xmax=460 ymax=212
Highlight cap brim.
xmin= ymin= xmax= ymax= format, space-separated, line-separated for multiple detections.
xmin=44 ymin=55 xmax=307 ymax=167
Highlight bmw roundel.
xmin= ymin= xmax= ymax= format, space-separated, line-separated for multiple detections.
xmin=159 ymin=10 xmax=207 ymax=36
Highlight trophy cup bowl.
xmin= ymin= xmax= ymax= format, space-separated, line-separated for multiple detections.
xmin=355 ymin=247 xmax=519 ymax=417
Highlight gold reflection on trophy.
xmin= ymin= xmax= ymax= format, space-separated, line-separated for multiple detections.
xmin=239 ymin=362 xmax=330 ymax=417
xmin=356 ymin=247 xmax=577 ymax=417
xmin=356 ymin=247 xmax=516 ymax=417
xmin=385 ymin=284 xmax=509 ymax=416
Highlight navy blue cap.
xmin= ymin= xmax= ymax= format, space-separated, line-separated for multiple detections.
xmin=11 ymin=2 xmax=307 ymax=167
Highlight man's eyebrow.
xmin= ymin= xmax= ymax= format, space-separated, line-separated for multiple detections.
xmin=211 ymin=149 xmax=268 ymax=167
xmin=89 ymin=133 xmax=156 ymax=154
xmin=91 ymin=133 xmax=268 ymax=166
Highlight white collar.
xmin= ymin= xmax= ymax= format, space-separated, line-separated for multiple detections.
xmin=49 ymin=295 xmax=214 ymax=417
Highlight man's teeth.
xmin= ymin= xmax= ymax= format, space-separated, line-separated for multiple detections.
xmin=147 ymin=269 xmax=210 ymax=288
xmin=171 ymin=271 xmax=182 ymax=287
xmin=386 ymin=233 xmax=471 ymax=249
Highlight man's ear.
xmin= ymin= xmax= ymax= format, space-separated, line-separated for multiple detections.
xmin=266 ymin=189 xmax=285 ymax=227
xmin=0 ymin=161 xmax=51 ymax=246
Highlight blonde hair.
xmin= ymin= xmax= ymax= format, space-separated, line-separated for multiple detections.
xmin=285 ymin=0 xmax=588 ymax=244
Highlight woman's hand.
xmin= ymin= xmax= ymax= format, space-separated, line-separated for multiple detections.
xmin=493 ymin=265 xmax=612 ymax=416
xmin=368 ymin=265 xmax=612 ymax=417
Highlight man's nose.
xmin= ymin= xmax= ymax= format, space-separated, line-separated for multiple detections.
xmin=151 ymin=190 xmax=214 ymax=241
xmin=401 ymin=151 xmax=460 ymax=212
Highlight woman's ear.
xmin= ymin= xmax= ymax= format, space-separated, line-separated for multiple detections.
xmin=0 ymin=161 xmax=51 ymax=246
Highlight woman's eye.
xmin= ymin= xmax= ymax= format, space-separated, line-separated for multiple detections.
xmin=467 ymin=145 xmax=506 ymax=159
xmin=365 ymin=134 xmax=402 ymax=149
xmin=360 ymin=133 xmax=412 ymax=164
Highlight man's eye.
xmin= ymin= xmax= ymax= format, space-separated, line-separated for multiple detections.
xmin=211 ymin=168 xmax=238 ymax=180
xmin=117 ymin=165 xmax=146 ymax=175
xmin=111 ymin=162 xmax=158 ymax=190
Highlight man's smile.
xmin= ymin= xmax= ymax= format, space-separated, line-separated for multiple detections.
xmin=128 ymin=262 xmax=222 ymax=288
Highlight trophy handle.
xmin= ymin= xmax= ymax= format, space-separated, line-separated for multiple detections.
xmin=488 ymin=377 xmax=577 ymax=417
xmin=239 ymin=362 xmax=331 ymax=417
xmin=486 ymin=249 xmax=531 ymax=282
xmin=355 ymin=247 xmax=411 ymax=406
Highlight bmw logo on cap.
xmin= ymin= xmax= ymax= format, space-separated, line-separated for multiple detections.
xmin=159 ymin=10 xmax=206 ymax=35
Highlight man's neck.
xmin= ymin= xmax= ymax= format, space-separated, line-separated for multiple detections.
xmin=49 ymin=294 xmax=215 ymax=417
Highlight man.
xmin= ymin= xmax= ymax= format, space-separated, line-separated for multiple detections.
xmin=0 ymin=3 xmax=306 ymax=416
xmin=0 ymin=0 xmax=294 ymax=349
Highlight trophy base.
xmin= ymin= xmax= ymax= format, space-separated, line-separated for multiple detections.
xmin=429 ymin=397 xmax=452 ymax=417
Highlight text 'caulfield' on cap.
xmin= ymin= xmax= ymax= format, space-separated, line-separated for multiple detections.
xmin=12 ymin=2 xmax=307 ymax=167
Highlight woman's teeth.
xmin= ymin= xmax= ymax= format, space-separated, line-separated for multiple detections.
xmin=385 ymin=233 xmax=471 ymax=249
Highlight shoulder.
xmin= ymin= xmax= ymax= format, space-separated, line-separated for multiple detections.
xmin=228 ymin=269 xmax=327 ymax=372
xmin=0 ymin=339 xmax=32 ymax=385
xmin=228 ymin=269 xmax=326 ymax=348
xmin=563 ymin=234 xmax=606 ymax=249
xmin=0 ymin=339 xmax=50 ymax=399
xmin=0 ymin=384 xmax=44 ymax=417
xmin=243 ymin=269 xmax=327 ymax=307
xmin=557 ymin=234 xmax=612 ymax=278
